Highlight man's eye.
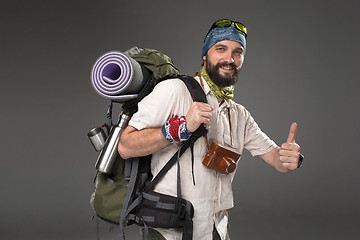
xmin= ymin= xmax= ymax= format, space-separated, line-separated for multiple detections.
xmin=234 ymin=50 xmax=243 ymax=55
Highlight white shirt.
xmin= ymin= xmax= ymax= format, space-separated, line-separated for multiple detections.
xmin=129 ymin=76 xmax=277 ymax=240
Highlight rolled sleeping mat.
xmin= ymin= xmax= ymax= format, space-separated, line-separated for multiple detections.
xmin=91 ymin=51 xmax=150 ymax=102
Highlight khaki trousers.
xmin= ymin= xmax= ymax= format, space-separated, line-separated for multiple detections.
xmin=143 ymin=227 xmax=230 ymax=240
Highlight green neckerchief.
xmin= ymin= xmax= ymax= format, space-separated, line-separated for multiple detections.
xmin=200 ymin=66 xmax=234 ymax=100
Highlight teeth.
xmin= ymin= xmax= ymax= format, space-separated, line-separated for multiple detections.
xmin=222 ymin=66 xmax=232 ymax=70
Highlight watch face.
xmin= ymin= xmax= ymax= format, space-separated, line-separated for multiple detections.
xmin=297 ymin=154 xmax=304 ymax=168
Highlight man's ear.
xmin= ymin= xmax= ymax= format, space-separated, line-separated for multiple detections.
xmin=203 ymin=55 xmax=206 ymax=61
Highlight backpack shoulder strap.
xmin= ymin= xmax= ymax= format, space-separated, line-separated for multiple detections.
xmin=158 ymin=74 xmax=208 ymax=140
xmin=157 ymin=74 xmax=207 ymax=103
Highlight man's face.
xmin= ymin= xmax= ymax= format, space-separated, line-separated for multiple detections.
xmin=203 ymin=40 xmax=245 ymax=88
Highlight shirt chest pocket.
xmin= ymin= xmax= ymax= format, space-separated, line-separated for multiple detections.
xmin=219 ymin=107 xmax=241 ymax=150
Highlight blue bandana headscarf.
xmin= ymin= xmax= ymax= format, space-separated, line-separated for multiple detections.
xmin=202 ymin=23 xmax=246 ymax=57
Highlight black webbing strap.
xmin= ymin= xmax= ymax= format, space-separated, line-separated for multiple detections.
xmin=144 ymin=124 xmax=207 ymax=193
xmin=183 ymin=212 xmax=193 ymax=240
xmin=119 ymin=158 xmax=140 ymax=239
xmin=176 ymin=149 xmax=182 ymax=199
xmin=107 ymin=100 xmax=114 ymax=127
xmin=190 ymin=144 xmax=196 ymax=185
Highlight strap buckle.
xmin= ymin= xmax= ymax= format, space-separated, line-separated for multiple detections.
xmin=129 ymin=214 xmax=144 ymax=225
xmin=177 ymin=202 xmax=187 ymax=219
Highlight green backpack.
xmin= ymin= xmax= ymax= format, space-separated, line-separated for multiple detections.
xmin=90 ymin=46 xmax=181 ymax=224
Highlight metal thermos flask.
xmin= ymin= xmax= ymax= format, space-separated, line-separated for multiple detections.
xmin=95 ymin=113 xmax=130 ymax=173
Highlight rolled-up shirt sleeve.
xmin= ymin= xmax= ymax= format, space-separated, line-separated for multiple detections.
xmin=242 ymin=108 xmax=277 ymax=156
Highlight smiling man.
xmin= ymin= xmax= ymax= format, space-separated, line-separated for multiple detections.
xmin=118 ymin=19 xmax=303 ymax=240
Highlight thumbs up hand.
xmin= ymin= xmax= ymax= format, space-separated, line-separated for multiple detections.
xmin=278 ymin=123 xmax=302 ymax=171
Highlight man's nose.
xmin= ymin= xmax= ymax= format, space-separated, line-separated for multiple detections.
xmin=222 ymin=51 xmax=234 ymax=63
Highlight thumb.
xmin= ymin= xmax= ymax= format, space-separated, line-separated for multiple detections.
xmin=286 ymin=122 xmax=298 ymax=143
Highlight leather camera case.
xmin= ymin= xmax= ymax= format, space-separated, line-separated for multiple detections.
xmin=202 ymin=141 xmax=241 ymax=174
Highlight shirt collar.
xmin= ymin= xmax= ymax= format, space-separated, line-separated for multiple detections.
xmin=195 ymin=75 xmax=211 ymax=96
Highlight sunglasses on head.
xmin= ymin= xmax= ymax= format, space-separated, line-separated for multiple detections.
xmin=205 ymin=19 xmax=247 ymax=40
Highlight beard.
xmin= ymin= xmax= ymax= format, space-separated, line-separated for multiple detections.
xmin=205 ymin=59 xmax=240 ymax=88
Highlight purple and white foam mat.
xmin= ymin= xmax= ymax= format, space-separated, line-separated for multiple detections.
xmin=91 ymin=51 xmax=149 ymax=102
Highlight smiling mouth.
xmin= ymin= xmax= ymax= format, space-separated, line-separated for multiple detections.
xmin=220 ymin=65 xmax=234 ymax=74
xmin=221 ymin=66 xmax=233 ymax=70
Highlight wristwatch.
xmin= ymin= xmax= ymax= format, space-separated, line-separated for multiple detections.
xmin=297 ymin=153 xmax=304 ymax=168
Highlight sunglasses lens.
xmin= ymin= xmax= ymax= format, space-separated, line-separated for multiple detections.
xmin=234 ymin=22 xmax=247 ymax=35
xmin=205 ymin=19 xmax=247 ymax=41
xmin=215 ymin=19 xmax=232 ymax=27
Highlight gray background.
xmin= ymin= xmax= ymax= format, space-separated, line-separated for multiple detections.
xmin=1 ymin=0 xmax=359 ymax=239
